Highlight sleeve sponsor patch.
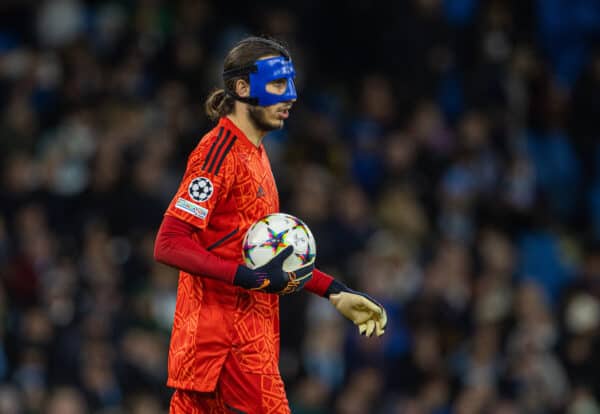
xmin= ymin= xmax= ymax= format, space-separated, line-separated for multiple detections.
xmin=175 ymin=197 xmax=208 ymax=219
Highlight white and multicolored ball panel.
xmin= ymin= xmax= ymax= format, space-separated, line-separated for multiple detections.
xmin=243 ymin=213 xmax=316 ymax=272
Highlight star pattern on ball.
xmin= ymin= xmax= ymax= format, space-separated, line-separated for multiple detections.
xmin=263 ymin=226 xmax=290 ymax=254
xmin=294 ymin=249 xmax=315 ymax=263
xmin=289 ymin=223 xmax=314 ymax=262
xmin=243 ymin=238 xmax=258 ymax=266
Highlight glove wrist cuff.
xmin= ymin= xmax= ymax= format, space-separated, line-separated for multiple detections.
xmin=233 ymin=265 xmax=256 ymax=289
xmin=324 ymin=279 xmax=351 ymax=298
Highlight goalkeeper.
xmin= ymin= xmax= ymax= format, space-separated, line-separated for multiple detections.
xmin=153 ymin=35 xmax=387 ymax=414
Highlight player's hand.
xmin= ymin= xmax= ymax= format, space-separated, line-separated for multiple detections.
xmin=234 ymin=246 xmax=314 ymax=295
xmin=329 ymin=285 xmax=387 ymax=337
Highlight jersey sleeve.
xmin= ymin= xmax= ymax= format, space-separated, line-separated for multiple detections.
xmin=154 ymin=215 xmax=238 ymax=283
xmin=165 ymin=133 xmax=236 ymax=229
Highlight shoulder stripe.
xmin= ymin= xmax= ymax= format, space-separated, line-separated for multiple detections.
xmin=202 ymin=126 xmax=224 ymax=170
xmin=214 ymin=136 xmax=237 ymax=175
xmin=207 ymin=130 xmax=231 ymax=173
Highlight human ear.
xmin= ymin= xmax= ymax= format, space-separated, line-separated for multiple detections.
xmin=235 ymin=79 xmax=250 ymax=97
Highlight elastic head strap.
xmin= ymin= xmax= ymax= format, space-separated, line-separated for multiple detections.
xmin=224 ymin=89 xmax=258 ymax=106
xmin=222 ymin=64 xmax=257 ymax=80
xmin=222 ymin=64 xmax=256 ymax=105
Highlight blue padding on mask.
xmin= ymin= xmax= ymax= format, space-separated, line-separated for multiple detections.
xmin=249 ymin=57 xmax=297 ymax=106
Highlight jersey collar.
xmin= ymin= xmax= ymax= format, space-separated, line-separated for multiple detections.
xmin=219 ymin=116 xmax=263 ymax=153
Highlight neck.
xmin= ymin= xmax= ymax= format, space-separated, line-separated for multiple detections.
xmin=226 ymin=111 xmax=266 ymax=147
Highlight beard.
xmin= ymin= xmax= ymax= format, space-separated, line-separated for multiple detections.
xmin=247 ymin=105 xmax=283 ymax=132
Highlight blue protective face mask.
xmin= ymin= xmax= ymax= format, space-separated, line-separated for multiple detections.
xmin=223 ymin=56 xmax=297 ymax=106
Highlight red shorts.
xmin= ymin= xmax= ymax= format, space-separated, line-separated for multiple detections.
xmin=169 ymin=350 xmax=290 ymax=414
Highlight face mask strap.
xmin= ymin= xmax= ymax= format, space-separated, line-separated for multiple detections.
xmin=222 ymin=64 xmax=257 ymax=80
xmin=224 ymin=89 xmax=258 ymax=106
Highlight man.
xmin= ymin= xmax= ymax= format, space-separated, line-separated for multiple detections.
xmin=154 ymin=36 xmax=387 ymax=414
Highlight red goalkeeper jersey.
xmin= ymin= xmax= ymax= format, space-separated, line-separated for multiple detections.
xmin=164 ymin=116 xmax=282 ymax=391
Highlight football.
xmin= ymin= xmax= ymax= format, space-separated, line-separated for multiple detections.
xmin=243 ymin=213 xmax=316 ymax=272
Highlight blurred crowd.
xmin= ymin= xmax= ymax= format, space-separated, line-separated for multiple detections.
xmin=2 ymin=0 xmax=600 ymax=413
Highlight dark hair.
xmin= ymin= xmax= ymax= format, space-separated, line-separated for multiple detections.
xmin=204 ymin=36 xmax=291 ymax=121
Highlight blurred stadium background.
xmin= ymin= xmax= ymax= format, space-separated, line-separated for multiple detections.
xmin=1 ymin=0 xmax=600 ymax=413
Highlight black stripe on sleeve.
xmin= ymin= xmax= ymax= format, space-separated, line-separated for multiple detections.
xmin=224 ymin=403 xmax=248 ymax=414
xmin=214 ymin=136 xmax=237 ymax=175
xmin=206 ymin=228 xmax=239 ymax=251
xmin=207 ymin=130 xmax=231 ymax=173
xmin=202 ymin=127 xmax=224 ymax=171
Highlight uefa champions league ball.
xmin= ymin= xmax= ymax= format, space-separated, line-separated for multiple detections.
xmin=243 ymin=213 xmax=316 ymax=272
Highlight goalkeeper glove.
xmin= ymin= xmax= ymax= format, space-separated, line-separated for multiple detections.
xmin=327 ymin=280 xmax=387 ymax=337
xmin=234 ymin=246 xmax=314 ymax=294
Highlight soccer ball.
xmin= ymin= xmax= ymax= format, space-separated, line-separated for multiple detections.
xmin=243 ymin=213 xmax=316 ymax=272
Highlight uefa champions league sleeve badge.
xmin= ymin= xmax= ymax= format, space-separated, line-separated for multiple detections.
xmin=188 ymin=177 xmax=214 ymax=202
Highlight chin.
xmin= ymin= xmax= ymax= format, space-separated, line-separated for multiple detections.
xmin=265 ymin=118 xmax=284 ymax=131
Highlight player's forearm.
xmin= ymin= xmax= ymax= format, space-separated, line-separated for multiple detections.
xmin=154 ymin=215 xmax=238 ymax=283
xmin=304 ymin=268 xmax=335 ymax=297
